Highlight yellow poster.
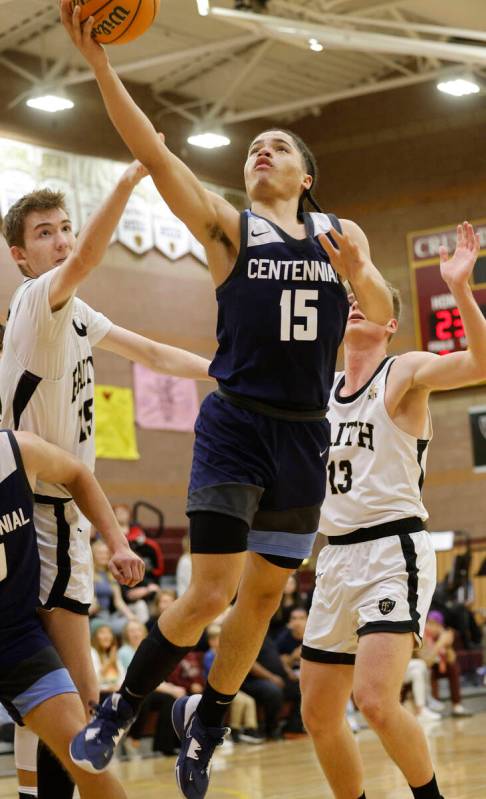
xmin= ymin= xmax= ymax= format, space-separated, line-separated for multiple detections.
xmin=94 ymin=385 xmax=140 ymax=461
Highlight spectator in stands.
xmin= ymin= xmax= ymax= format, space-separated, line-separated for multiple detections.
xmin=118 ymin=621 xmax=148 ymax=671
xmin=91 ymin=540 xmax=138 ymax=635
xmin=91 ymin=625 xmax=125 ymax=698
xmin=113 ymin=503 xmax=165 ymax=583
xmin=276 ymin=607 xmax=307 ymax=680
xmin=242 ymin=633 xmax=305 ymax=739
xmin=421 ymin=611 xmax=472 ymax=718
xmin=203 ymin=625 xmax=263 ymax=745
xmin=402 ymin=656 xmax=442 ymax=723
xmin=269 ymin=573 xmax=305 ymax=638
xmin=169 ymin=651 xmax=205 ymax=697
xmin=175 ymin=534 xmax=192 ymax=597
xmin=148 ymin=588 xmax=178 ymax=630
xmin=118 ymin=620 xmax=182 ymax=757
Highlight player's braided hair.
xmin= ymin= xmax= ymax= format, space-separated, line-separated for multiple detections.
xmin=278 ymin=130 xmax=323 ymax=220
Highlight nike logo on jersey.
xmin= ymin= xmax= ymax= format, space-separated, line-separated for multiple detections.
xmin=72 ymin=320 xmax=88 ymax=337
xmin=251 ymin=230 xmax=269 ymax=238
xmin=319 ymin=449 xmax=328 ymax=458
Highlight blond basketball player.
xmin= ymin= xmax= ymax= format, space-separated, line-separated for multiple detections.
xmin=0 ymin=428 xmax=130 ymax=799
xmin=301 ymin=222 xmax=484 ymax=799
xmin=0 ymin=163 xmax=210 ymax=798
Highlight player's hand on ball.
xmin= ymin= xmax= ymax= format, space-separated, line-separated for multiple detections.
xmin=60 ymin=0 xmax=108 ymax=73
xmin=439 ymin=222 xmax=480 ymax=289
xmin=109 ymin=547 xmax=145 ymax=587
xmin=318 ymin=227 xmax=371 ymax=282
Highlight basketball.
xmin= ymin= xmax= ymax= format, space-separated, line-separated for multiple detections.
xmin=73 ymin=0 xmax=160 ymax=45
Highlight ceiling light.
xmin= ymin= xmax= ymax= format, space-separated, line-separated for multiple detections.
xmin=26 ymin=94 xmax=74 ymax=113
xmin=196 ymin=0 xmax=209 ymax=15
xmin=437 ymin=77 xmax=480 ymax=97
xmin=308 ymin=38 xmax=323 ymax=52
xmin=187 ymin=131 xmax=230 ymax=149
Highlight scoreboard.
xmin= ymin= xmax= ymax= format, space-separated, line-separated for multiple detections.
xmin=407 ymin=219 xmax=486 ymax=356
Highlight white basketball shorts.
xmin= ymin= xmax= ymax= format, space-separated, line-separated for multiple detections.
xmin=303 ymin=521 xmax=436 ymax=665
xmin=34 ymin=495 xmax=94 ymax=614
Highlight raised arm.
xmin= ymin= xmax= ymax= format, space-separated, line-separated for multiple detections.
xmin=96 ymin=325 xmax=213 ymax=381
xmin=319 ymin=219 xmax=393 ymax=325
xmin=16 ymin=431 xmax=145 ymax=586
xmin=60 ymin=0 xmax=240 ymax=285
xmin=398 ymin=222 xmax=486 ymax=392
xmin=49 ymin=160 xmax=147 ymax=310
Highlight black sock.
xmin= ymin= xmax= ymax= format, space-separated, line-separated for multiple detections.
xmin=19 ymin=792 xmax=37 ymax=799
xmin=37 ymin=741 xmax=74 ymax=799
xmin=410 ymin=774 xmax=443 ymax=799
xmin=197 ymin=681 xmax=236 ymax=728
xmin=121 ymin=625 xmax=192 ymax=713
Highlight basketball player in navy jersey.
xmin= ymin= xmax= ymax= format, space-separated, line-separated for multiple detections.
xmin=301 ymin=223 xmax=484 ymax=799
xmin=0 ymin=428 xmax=130 ymax=799
xmin=62 ymin=6 xmax=393 ymax=796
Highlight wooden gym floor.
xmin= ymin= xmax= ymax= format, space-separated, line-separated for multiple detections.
xmin=0 ymin=711 xmax=485 ymax=798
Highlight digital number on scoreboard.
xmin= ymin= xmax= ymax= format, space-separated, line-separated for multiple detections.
xmin=407 ymin=220 xmax=486 ymax=356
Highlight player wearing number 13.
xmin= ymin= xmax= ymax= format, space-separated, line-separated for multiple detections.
xmin=301 ymin=223 xmax=486 ymax=799
xmin=61 ymin=5 xmax=392 ymax=795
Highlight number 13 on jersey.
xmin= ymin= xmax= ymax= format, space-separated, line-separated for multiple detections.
xmin=280 ymin=289 xmax=319 ymax=341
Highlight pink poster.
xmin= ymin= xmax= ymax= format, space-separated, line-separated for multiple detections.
xmin=133 ymin=364 xmax=200 ymax=432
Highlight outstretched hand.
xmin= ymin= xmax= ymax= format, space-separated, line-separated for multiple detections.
xmin=60 ymin=0 xmax=109 ymax=73
xmin=439 ymin=222 xmax=480 ymax=289
xmin=318 ymin=227 xmax=369 ymax=282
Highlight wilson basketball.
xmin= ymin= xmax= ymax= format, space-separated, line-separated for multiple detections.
xmin=74 ymin=0 xmax=160 ymax=45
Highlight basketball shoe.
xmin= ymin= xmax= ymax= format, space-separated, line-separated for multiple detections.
xmin=70 ymin=693 xmax=135 ymax=773
xmin=172 ymin=694 xmax=229 ymax=799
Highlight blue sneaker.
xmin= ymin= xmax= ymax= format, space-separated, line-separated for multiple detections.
xmin=172 ymin=695 xmax=229 ymax=798
xmin=70 ymin=693 xmax=135 ymax=773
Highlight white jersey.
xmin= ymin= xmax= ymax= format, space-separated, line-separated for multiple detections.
xmin=321 ymin=356 xmax=431 ymax=537
xmin=0 ymin=269 xmax=112 ymax=499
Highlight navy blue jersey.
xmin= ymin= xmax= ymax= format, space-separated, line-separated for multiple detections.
xmin=0 ymin=431 xmax=41 ymax=659
xmin=209 ymin=210 xmax=349 ymax=411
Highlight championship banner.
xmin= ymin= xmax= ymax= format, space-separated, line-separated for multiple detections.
xmin=0 ymin=135 xmax=245 ymax=261
xmin=94 ymin=385 xmax=140 ymax=460
xmin=407 ymin=219 xmax=486 ymax=356
xmin=133 ymin=364 xmax=199 ymax=432
xmin=118 ymin=191 xmax=154 ymax=255
xmin=469 ymin=405 xmax=486 ymax=473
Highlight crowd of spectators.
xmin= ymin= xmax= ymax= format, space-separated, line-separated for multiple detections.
xmin=86 ymin=508 xmax=484 ymax=759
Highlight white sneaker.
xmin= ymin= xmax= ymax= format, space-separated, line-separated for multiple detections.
xmin=451 ymin=704 xmax=473 ymax=718
xmin=417 ymin=707 xmax=442 ymax=722
xmin=427 ymin=698 xmax=445 ymax=713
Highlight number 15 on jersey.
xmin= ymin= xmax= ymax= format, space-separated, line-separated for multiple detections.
xmin=280 ymin=289 xmax=319 ymax=342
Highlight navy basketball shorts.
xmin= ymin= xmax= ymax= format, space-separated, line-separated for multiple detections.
xmin=0 ymin=623 xmax=77 ymax=725
xmin=187 ymin=391 xmax=330 ymax=562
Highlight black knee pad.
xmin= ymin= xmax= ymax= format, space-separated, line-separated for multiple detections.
xmin=189 ymin=511 xmax=249 ymax=554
